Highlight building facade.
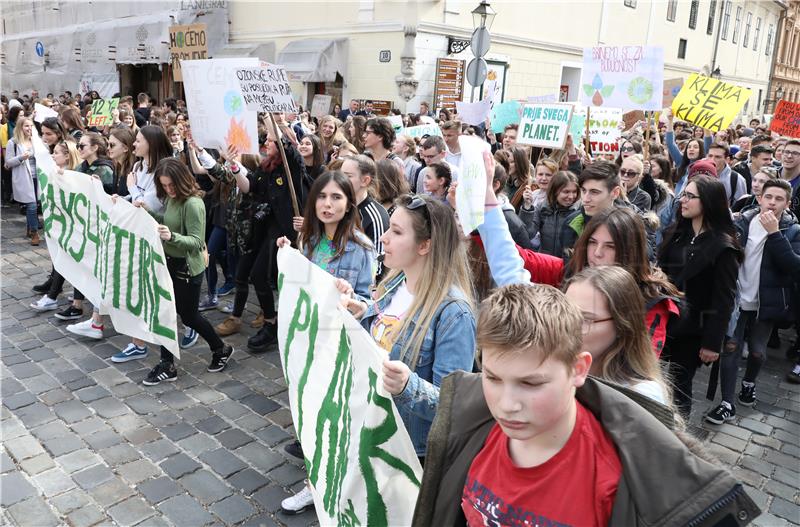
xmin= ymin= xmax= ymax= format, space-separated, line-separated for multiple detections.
xmin=768 ymin=0 xmax=800 ymax=113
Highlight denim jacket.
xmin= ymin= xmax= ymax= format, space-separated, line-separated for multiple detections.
xmin=360 ymin=273 xmax=476 ymax=456
xmin=301 ymin=231 xmax=376 ymax=301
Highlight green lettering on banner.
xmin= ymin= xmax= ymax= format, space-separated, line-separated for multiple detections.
xmin=126 ymin=236 xmax=144 ymax=316
xmin=68 ymin=193 xmax=89 ymax=262
xmin=142 ymin=242 xmax=156 ymax=328
xmin=309 ymin=327 xmax=353 ymax=516
xmin=100 ymin=216 xmax=114 ymax=296
xmin=42 ymin=184 xmax=67 ymax=240
xmin=294 ymin=298 xmax=319 ymax=440
xmin=56 ymin=188 xmax=77 ymax=248
xmin=284 ymin=289 xmax=314 ymax=370
xmin=358 ymin=369 xmax=421 ymax=526
xmin=110 ymin=226 xmax=130 ymax=309
xmin=150 ymin=252 xmax=176 ymax=340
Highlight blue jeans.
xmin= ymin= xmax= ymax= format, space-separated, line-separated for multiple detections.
xmin=25 ymin=201 xmax=39 ymax=231
xmin=205 ymin=226 xmax=234 ymax=295
xmin=720 ymin=310 xmax=774 ymax=404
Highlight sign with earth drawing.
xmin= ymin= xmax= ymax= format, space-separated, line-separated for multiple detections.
xmin=579 ymin=46 xmax=664 ymax=111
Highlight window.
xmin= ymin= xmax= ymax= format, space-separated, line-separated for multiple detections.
xmin=678 ymin=38 xmax=688 ymax=59
xmin=689 ymin=0 xmax=699 ymax=29
xmin=624 ymin=0 xmax=637 ymax=7
xmin=743 ymin=12 xmax=752 ymax=47
xmin=732 ymin=6 xmax=742 ymax=43
xmin=667 ymin=0 xmax=677 ymax=22
xmin=707 ymin=0 xmax=718 ymax=34
xmin=753 ymin=17 xmax=762 ymax=51
xmin=766 ymin=23 xmax=774 ymax=55
xmin=721 ymin=1 xmax=731 ymax=39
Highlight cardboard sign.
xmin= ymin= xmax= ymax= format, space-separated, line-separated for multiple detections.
xmin=662 ymin=78 xmax=684 ymax=108
xmin=770 ymin=100 xmax=800 ymax=138
xmin=580 ymin=46 xmax=664 ymax=111
xmin=387 ymin=115 xmax=404 ymax=133
xmin=455 ymin=135 xmax=491 ymax=235
xmin=169 ymin=23 xmax=208 ymax=82
xmin=236 ymin=63 xmax=297 ymax=114
xmin=310 ymin=94 xmax=332 ymax=118
xmin=87 ymin=98 xmax=119 ymax=127
xmin=455 ymin=98 xmax=492 ymax=126
xmin=400 ymin=124 xmax=442 ymax=139
xmin=571 ymin=106 xmax=623 ymax=154
xmin=527 ymin=94 xmax=558 ymax=104
xmin=34 ymin=103 xmax=58 ymax=123
xmin=622 ymin=110 xmax=645 ymax=131
xmin=490 ymin=100 xmax=522 ymax=133
xmin=671 ymin=73 xmax=752 ymax=132
xmin=518 ymin=103 xmax=573 ymax=149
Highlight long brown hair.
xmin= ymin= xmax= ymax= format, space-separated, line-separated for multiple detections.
xmin=298 ymin=171 xmax=371 ymax=259
xmin=546 ymin=170 xmax=579 ymax=208
xmin=563 ymin=265 xmax=670 ymax=400
xmin=153 ymin=157 xmax=203 ymax=202
xmin=375 ymin=159 xmax=409 ymax=208
xmin=568 ymin=207 xmax=680 ymax=305
xmin=109 ymin=127 xmax=137 ymax=185
xmin=60 ymin=107 xmax=85 ymax=133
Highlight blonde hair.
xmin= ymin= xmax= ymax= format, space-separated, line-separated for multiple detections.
xmin=477 ymin=283 xmax=583 ymax=367
xmin=318 ymin=115 xmax=347 ymax=156
xmin=563 ymin=266 xmax=671 ymax=402
xmin=376 ymin=195 xmax=474 ymax=368
xmin=55 ymin=141 xmax=81 ymax=170
xmin=12 ymin=116 xmax=33 ymax=145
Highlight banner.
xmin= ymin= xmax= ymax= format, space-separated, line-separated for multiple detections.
xmin=490 ymin=100 xmax=522 ymax=133
xmin=236 ymin=63 xmax=297 ymax=114
xmin=277 ymin=247 xmax=423 ymax=526
xmin=456 ymin=98 xmax=492 ymax=126
xmin=310 ymin=94 xmax=333 ymax=118
xmin=769 ymin=100 xmax=800 ymax=138
xmin=671 ymin=73 xmax=752 ymax=132
xmin=527 ymin=94 xmax=558 ymax=104
xmin=400 ymin=124 xmax=442 ymax=139
xmin=662 ymin=78 xmax=684 ymax=108
xmin=580 ymin=46 xmax=664 ymax=111
xmin=87 ymin=98 xmax=119 ymax=127
xmin=169 ymin=23 xmax=208 ymax=82
xmin=622 ymin=110 xmax=645 ymax=131
xmin=570 ymin=106 xmax=623 ymax=154
xmin=34 ymin=103 xmax=58 ymax=123
xmin=32 ymin=133 xmax=179 ymax=356
xmin=455 ymin=135 xmax=490 ymax=236
xmin=181 ymin=58 xmax=260 ymax=154
xmin=518 ymin=103 xmax=573 ymax=149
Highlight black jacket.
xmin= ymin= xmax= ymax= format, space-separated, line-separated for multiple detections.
xmin=658 ymin=228 xmax=741 ymax=353
xmin=735 ymin=208 xmax=800 ymax=322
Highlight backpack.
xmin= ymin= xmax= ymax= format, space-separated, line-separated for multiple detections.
xmin=729 ymin=171 xmax=738 ymax=207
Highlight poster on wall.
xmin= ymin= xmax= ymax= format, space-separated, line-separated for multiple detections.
xmin=480 ymin=61 xmax=507 ymax=104
xmin=579 ymin=46 xmax=664 ymax=111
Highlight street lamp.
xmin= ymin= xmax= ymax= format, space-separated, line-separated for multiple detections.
xmin=472 ymin=1 xmax=496 ymax=31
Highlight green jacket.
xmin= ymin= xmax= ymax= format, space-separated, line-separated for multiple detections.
xmin=413 ymin=371 xmax=760 ymax=527
xmin=150 ymin=196 xmax=207 ymax=277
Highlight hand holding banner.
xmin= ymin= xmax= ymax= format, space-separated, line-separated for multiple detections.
xmin=671 ymin=73 xmax=752 ymax=132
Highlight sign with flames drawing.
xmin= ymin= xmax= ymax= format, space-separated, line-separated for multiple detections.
xmin=181 ymin=58 xmax=259 ymax=154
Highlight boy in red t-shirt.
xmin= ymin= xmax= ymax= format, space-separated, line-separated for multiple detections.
xmin=460 ymin=284 xmax=621 ymax=527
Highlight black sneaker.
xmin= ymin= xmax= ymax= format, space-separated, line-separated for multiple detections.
xmin=54 ymin=305 xmax=84 ymax=321
xmin=786 ymin=364 xmax=800 ymax=384
xmin=143 ymin=362 xmax=177 ymax=385
xmin=32 ymin=277 xmax=53 ymax=294
xmin=738 ymin=383 xmax=756 ymax=407
xmin=284 ymin=440 xmax=304 ymax=460
xmin=705 ymin=402 xmax=736 ymax=425
xmin=208 ymin=345 xmax=234 ymax=373
xmin=248 ymin=322 xmax=277 ymax=353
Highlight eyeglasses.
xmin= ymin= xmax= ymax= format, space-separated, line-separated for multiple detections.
xmin=678 ymin=191 xmax=700 ymax=201
xmin=782 ymin=150 xmax=800 ymax=157
xmin=582 ymin=316 xmax=613 ymax=334
xmin=619 ymin=169 xmax=640 ymax=178
xmin=620 ymin=146 xmax=635 ymax=153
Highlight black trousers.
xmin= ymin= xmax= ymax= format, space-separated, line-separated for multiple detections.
xmin=47 ymin=267 xmax=84 ymax=301
xmin=233 ymin=227 xmax=279 ymax=320
xmin=662 ymin=335 xmax=701 ymax=419
xmin=161 ymin=257 xmax=224 ymax=363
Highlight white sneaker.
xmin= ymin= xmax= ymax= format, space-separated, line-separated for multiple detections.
xmin=280 ymin=485 xmax=314 ymax=515
xmin=30 ymin=295 xmax=58 ymax=311
xmin=66 ymin=318 xmax=104 ymax=339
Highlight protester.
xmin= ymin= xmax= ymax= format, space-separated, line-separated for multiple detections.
xmin=501 ymin=124 xmax=518 ymax=150
xmin=60 ymin=107 xmax=85 ymax=140
xmin=520 ymin=157 xmax=557 ymax=212
xmin=345 ymin=115 xmax=366 ymax=153
xmin=317 ymin=115 xmax=346 ymax=161
xmin=363 ymin=117 xmax=401 ymax=165
xmin=503 ymin=146 xmax=532 ymax=209
xmin=337 ymin=99 xmax=360 ymax=122
xmin=296 ymin=134 xmax=325 ymax=181
xmin=520 ymin=170 xmax=579 ymax=256
xmin=441 ymin=120 xmax=462 ymax=167
xmin=107 ymin=127 xmax=135 ymax=197
xmin=76 ymin=132 xmax=115 ymax=193
xmin=40 ymin=117 xmax=70 ymax=153
xmin=618 ymin=155 xmax=652 ymax=211
xmin=732 ymin=166 xmax=778 ymax=214
xmin=423 ymin=162 xmax=451 ymax=201
xmin=392 ymin=134 xmax=421 ymax=186
xmin=778 ymin=139 xmax=800 ymax=218
xmin=658 ymin=175 xmax=742 ymax=418
xmin=5 ymin=116 xmax=40 ymax=244
xmin=375 ymin=158 xmax=410 ymax=216
xmin=706 ymin=142 xmax=747 ymax=206
xmin=733 ymin=144 xmax=773 ymax=194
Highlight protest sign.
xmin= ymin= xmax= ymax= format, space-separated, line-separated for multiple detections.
xmin=490 ymin=100 xmax=522 ymax=133
xmin=662 ymin=78 xmax=684 ymax=108
xmin=387 ymin=115 xmax=404 ymax=134
xmin=400 ymin=124 xmax=442 ymax=139
xmin=571 ymin=106 xmax=623 ymax=154
xmin=32 ymin=133 xmax=179 ymax=356
xmin=769 ymin=100 xmax=800 ymax=138
xmin=455 ymin=98 xmax=492 ymax=126
xmin=671 ymin=73 xmax=752 ymax=132
xmin=622 ymin=110 xmax=645 ymax=131
xmin=518 ymin=103 xmax=573 ymax=149
xmin=527 ymin=94 xmax=558 ymax=104
xmin=86 ymin=98 xmax=119 ymax=127
xmin=236 ymin=63 xmax=297 ymax=114
xmin=181 ymin=58 xmax=260 ymax=154
xmin=34 ymin=103 xmax=58 ymax=123
xmin=455 ymin=135 xmax=490 ymax=235
xmin=310 ymin=94 xmax=332 ymax=118
xmin=169 ymin=23 xmax=208 ymax=82
xmin=580 ymin=46 xmax=664 ymax=111
xmin=277 ymin=247 xmax=423 ymax=526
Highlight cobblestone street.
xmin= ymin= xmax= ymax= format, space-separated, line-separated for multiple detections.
xmin=1 ymin=210 xmax=798 ymax=526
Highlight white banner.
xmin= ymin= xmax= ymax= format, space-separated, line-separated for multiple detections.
xmin=33 ymin=134 xmax=180 ymax=356
xmin=455 ymin=135 xmax=490 ymax=236
xmin=277 ymin=247 xmax=422 ymax=526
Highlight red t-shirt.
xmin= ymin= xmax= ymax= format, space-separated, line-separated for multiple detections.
xmin=461 ymin=401 xmax=622 ymax=527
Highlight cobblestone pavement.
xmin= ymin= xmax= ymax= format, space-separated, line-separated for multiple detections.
xmin=1 ymin=210 xmax=799 ymax=526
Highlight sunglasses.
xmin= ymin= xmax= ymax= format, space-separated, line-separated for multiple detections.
xmin=620 ymin=146 xmax=635 ymax=153
xmin=619 ymin=169 xmax=640 ymax=178
xmin=77 ymin=143 xmax=88 ymax=150
xmin=401 ymin=194 xmax=432 ymax=229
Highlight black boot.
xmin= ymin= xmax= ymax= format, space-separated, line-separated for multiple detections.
xmin=247 ymin=321 xmax=277 ymax=353
xmin=32 ymin=274 xmax=54 ymax=293
xmin=768 ymin=328 xmax=781 ymax=349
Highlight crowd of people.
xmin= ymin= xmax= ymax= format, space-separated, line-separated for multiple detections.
xmin=1 ymin=88 xmax=798 ymax=524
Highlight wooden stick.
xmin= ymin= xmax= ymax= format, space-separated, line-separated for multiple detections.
xmin=644 ymin=111 xmax=652 ymax=161
xmin=584 ymin=107 xmax=592 ymax=157
xmin=268 ymin=113 xmax=301 ymax=217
